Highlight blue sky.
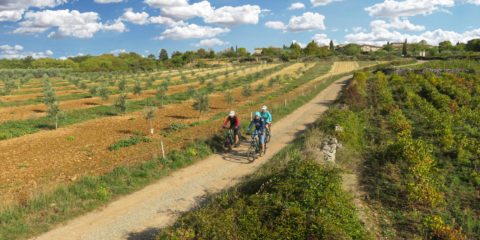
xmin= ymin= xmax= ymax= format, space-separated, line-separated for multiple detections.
xmin=1 ymin=0 xmax=479 ymax=59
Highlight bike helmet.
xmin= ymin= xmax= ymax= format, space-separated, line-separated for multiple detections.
xmin=255 ymin=111 xmax=261 ymax=117
xmin=229 ymin=111 xmax=235 ymax=117
xmin=261 ymin=105 xmax=268 ymax=111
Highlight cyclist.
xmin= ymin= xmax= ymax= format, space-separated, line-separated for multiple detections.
xmin=260 ymin=105 xmax=272 ymax=133
xmin=223 ymin=110 xmax=240 ymax=147
xmin=246 ymin=112 xmax=266 ymax=156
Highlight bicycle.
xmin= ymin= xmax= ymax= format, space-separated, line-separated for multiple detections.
xmin=247 ymin=131 xmax=267 ymax=162
xmin=223 ymin=128 xmax=234 ymax=152
xmin=265 ymin=124 xmax=272 ymax=143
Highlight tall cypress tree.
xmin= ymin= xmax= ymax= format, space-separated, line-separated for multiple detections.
xmin=402 ymin=39 xmax=408 ymax=56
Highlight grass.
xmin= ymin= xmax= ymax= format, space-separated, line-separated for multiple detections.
xmin=108 ymin=133 xmax=151 ymax=151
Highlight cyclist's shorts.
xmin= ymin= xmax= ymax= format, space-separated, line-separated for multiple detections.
xmin=254 ymin=130 xmax=266 ymax=144
xmin=230 ymin=127 xmax=239 ymax=136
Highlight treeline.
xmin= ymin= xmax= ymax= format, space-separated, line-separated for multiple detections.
xmin=0 ymin=47 xmax=251 ymax=72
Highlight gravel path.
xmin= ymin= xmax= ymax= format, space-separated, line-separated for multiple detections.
xmin=32 ymin=74 xmax=352 ymax=240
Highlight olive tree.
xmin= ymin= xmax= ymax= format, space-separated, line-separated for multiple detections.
xmin=143 ymin=101 xmax=157 ymax=135
xmin=193 ymin=92 xmax=209 ymax=117
xmin=43 ymin=78 xmax=62 ymax=129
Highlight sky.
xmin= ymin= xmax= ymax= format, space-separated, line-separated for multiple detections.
xmin=0 ymin=0 xmax=480 ymax=59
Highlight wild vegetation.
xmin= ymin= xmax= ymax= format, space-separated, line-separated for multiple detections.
xmin=158 ymin=129 xmax=371 ymax=240
xmin=315 ymin=60 xmax=480 ymax=239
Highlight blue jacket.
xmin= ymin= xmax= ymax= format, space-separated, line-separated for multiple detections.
xmin=261 ymin=111 xmax=272 ymax=123
xmin=247 ymin=117 xmax=265 ymax=133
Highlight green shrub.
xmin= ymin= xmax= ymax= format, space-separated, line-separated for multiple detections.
xmin=108 ymin=134 xmax=151 ymax=151
xmin=158 ymin=159 xmax=370 ymax=240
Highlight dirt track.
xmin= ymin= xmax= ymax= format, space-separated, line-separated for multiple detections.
xmin=32 ymin=73 xmax=353 ymax=240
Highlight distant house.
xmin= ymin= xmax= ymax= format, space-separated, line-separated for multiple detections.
xmin=360 ymin=45 xmax=382 ymax=53
xmin=253 ymin=48 xmax=264 ymax=55
xmin=390 ymin=42 xmax=404 ymax=49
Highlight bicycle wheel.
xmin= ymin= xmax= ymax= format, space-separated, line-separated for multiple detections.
xmin=264 ymin=141 xmax=267 ymax=155
xmin=224 ymin=131 xmax=233 ymax=152
xmin=247 ymin=144 xmax=257 ymax=162
xmin=266 ymin=130 xmax=271 ymax=143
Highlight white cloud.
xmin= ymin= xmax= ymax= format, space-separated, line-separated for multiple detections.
xmin=145 ymin=0 xmax=262 ymax=26
xmin=371 ymin=18 xmax=425 ymax=32
xmin=149 ymin=15 xmax=184 ymax=26
xmin=311 ymin=0 xmax=341 ymax=7
xmin=312 ymin=33 xmax=331 ymax=45
xmin=144 ymin=0 xmax=189 ymax=8
xmin=120 ymin=8 xmax=150 ymax=25
xmin=265 ymin=21 xmax=286 ymax=30
xmin=292 ymin=40 xmax=305 ymax=48
xmin=345 ymin=27 xmax=480 ymax=46
xmin=94 ymin=0 xmax=124 ymax=3
xmin=102 ymin=20 xmax=127 ymax=32
xmin=195 ymin=38 xmax=228 ymax=47
xmin=158 ymin=1 xmax=212 ymax=20
xmin=0 ymin=44 xmax=53 ymax=59
xmin=352 ymin=27 xmax=365 ymax=33
xmin=110 ymin=48 xmax=127 ymax=55
xmin=157 ymin=23 xmax=229 ymax=40
xmin=0 ymin=9 xmax=24 ymax=21
xmin=204 ymin=5 xmax=261 ymax=26
xmin=0 ymin=0 xmax=68 ymax=22
xmin=265 ymin=12 xmax=326 ymax=32
xmin=117 ymin=8 xmax=184 ymax=27
xmin=13 ymin=9 xmax=126 ymax=38
xmin=286 ymin=12 xmax=326 ymax=32
xmin=288 ymin=2 xmax=305 ymax=10
xmin=465 ymin=0 xmax=480 ymax=4
xmin=0 ymin=44 xmax=23 ymax=51
xmin=365 ymin=0 xmax=455 ymax=18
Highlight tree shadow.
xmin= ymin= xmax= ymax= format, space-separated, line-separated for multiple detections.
xmin=126 ymin=227 xmax=162 ymax=240
xmin=35 ymin=123 xmax=55 ymax=130
xmin=166 ymin=115 xmax=190 ymax=120
xmin=84 ymin=102 xmax=100 ymax=106
xmin=118 ymin=129 xmax=133 ymax=134
xmin=32 ymin=109 xmax=45 ymax=113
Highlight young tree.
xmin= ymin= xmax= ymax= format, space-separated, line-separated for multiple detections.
xmin=159 ymin=49 xmax=169 ymax=62
xmin=222 ymin=80 xmax=231 ymax=90
xmin=329 ymin=40 xmax=335 ymax=51
xmin=181 ymin=74 xmax=188 ymax=84
xmin=133 ymin=79 xmax=142 ymax=95
xmin=242 ymin=84 xmax=252 ymax=97
xmin=89 ymin=86 xmax=98 ymax=96
xmin=43 ymin=78 xmax=62 ymax=129
xmin=145 ymin=76 xmax=155 ymax=89
xmin=206 ymin=81 xmax=215 ymax=93
xmin=186 ymin=86 xmax=196 ymax=99
xmin=224 ymin=90 xmax=235 ymax=105
xmin=114 ymin=93 xmax=128 ymax=113
xmin=98 ymin=84 xmax=110 ymax=101
xmin=438 ymin=40 xmax=453 ymax=53
xmin=118 ymin=78 xmax=127 ymax=92
xmin=143 ymin=100 xmax=157 ymax=135
xmin=193 ymin=92 xmax=209 ymax=117
xmin=199 ymin=76 xmax=206 ymax=85
xmin=155 ymin=85 xmax=168 ymax=107
xmin=402 ymin=39 xmax=408 ymax=56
